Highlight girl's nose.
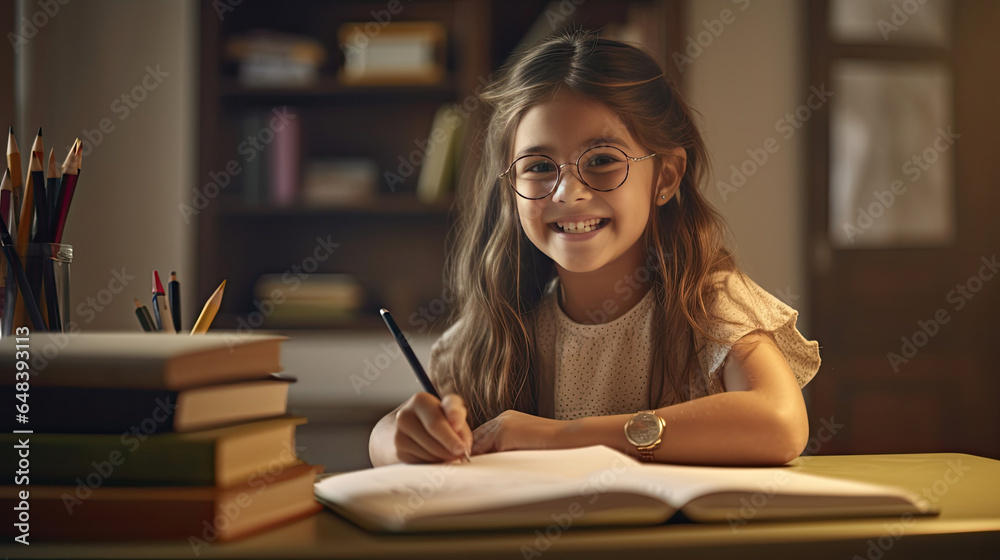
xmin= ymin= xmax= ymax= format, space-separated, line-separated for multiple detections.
xmin=551 ymin=165 xmax=591 ymax=203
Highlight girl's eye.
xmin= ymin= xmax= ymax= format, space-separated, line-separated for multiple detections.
xmin=585 ymin=153 xmax=623 ymax=168
xmin=522 ymin=159 xmax=556 ymax=174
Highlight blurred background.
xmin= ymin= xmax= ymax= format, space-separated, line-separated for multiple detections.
xmin=3 ymin=0 xmax=997 ymax=471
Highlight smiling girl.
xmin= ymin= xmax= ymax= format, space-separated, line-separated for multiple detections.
xmin=369 ymin=30 xmax=820 ymax=467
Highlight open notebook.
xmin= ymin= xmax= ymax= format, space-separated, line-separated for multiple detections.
xmin=315 ymin=446 xmax=935 ymax=532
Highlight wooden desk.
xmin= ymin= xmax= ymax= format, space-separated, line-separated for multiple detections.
xmin=4 ymin=453 xmax=999 ymax=559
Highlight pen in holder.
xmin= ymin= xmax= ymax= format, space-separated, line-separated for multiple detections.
xmin=26 ymin=242 xmax=73 ymax=332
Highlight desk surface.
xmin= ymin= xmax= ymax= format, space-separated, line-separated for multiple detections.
xmin=4 ymin=453 xmax=999 ymax=559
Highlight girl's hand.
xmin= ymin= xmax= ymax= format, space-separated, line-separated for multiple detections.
xmin=394 ymin=393 xmax=473 ymax=463
xmin=472 ymin=410 xmax=564 ymax=455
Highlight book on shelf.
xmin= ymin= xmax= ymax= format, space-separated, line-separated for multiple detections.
xmin=314 ymin=445 xmax=936 ymax=532
xmin=338 ymin=22 xmax=446 ymax=86
xmin=255 ymin=273 xmax=365 ymax=327
xmin=302 ymin=157 xmax=378 ymax=206
xmin=2 ymin=463 xmax=322 ymax=541
xmin=226 ymin=30 xmax=327 ymax=88
xmin=0 ymin=373 xmax=294 ymax=433
xmin=416 ymin=103 xmax=466 ymax=204
xmin=0 ymin=332 xmax=286 ymax=390
xmin=242 ymin=110 xmax=269 ymax=205
xmin=268 ymin=106 xmax=300 ymax=207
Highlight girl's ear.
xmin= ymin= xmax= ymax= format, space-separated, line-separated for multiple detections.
xmin=655 ymin=147 xmax=687 ymax=206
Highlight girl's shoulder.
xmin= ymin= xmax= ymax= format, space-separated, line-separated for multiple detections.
xmin=696 ymin=269 xmax=821 ymax=389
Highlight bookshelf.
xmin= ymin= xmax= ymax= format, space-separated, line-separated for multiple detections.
xmin=196 ymin=0 xmax=683 ymax=332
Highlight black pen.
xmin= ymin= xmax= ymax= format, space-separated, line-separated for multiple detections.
xmin=379 ymin=308 xmax=470 ymax=461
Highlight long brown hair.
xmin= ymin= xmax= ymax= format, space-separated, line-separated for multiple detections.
xmin=441 ymin=29 xmax=737 ymax=428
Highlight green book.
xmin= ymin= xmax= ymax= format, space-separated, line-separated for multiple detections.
xmin=2 ymin=417 xmax=304 ymax=487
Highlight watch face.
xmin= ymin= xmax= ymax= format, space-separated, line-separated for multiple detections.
xmin=627 ymin=412 xmax=662 ymax=446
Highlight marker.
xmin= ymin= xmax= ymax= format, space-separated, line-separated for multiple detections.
xmin=168 ymin=271 xmax=181 ymax=331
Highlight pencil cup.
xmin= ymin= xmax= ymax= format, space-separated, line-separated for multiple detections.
xmin=26 ymin=242 xmax=73 ymax=332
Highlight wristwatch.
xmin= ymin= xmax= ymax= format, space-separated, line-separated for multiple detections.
xmin=624 ymin=410 xmax=665 ymax=462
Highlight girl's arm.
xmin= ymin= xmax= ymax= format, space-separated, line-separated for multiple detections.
xmin=471 ymin=332 xmax=809 ymax=466
xmin=369 ymin=393 xmax=473 ymax=467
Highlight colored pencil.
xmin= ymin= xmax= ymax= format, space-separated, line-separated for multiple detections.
xmin=52 ymin=140 xmax=80 ymax=244
xmin=0 ymin=210 xmax=46 ymax=331
xmin=46 ymin=148 xmax=59 ymax=217
xmin=11 ymin=130 xmax=42 ymax=330
xmin=133 ymin=298 xmax=153 ymax=332
xmin=0 ymin=167 xmax=10 ymax=231
xmin=190 ymin=280 xmax=225 ymax=335
xmin=14 ymin=130 xmax=37 ymax=256
xmin=168 ymin=271 xmax=181 ymax=332
xmin=30 ymin=150 xmax=50 ymax=243
xmin=0 ymin=168 xmax=11 ymax=335
xmin=28 ymin=147 xmax=60 ymax=329
xmin=6 ymin=127 xmax=22 ymax=233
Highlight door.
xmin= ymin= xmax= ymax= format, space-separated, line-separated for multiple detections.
xmin=806 ymin=0 xmax=1000 ymax=458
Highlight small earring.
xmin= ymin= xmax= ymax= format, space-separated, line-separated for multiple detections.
xmin=661 ymin=195 xmax=666 ymax=199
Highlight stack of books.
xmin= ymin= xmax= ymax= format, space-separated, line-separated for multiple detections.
xmin=226 ymin=31 xmax=326 ymax=88
xmin=0 ymin=332 xmax=321 ymax=542
xmin=254 ymin=273 xmax=365 ymax=328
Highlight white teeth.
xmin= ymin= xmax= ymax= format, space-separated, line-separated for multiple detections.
xmin=555 ymin=218 xmax=604 ymax=233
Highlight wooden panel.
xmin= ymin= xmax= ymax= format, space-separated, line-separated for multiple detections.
xmin=805 ymin=0 xmax=1000 ymax=459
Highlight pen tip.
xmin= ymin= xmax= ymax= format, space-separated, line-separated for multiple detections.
xmin=36 ymin=127 xmax=42 ymax=136
xmin=8 ymin=126 xmax=12 ymax=134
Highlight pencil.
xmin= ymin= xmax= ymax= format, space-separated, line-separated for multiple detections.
xmin=0 ymin=169 xmax=10 ymax=335
xmin=0 ymin=167 xmax=11 ymax=233
xmin=152 ymin=270 xmax=174 ymax=332
xmin=6 ymin=127 xmax=22 ymax=233
xmin=133 ymin=298 xmax=153 ymax=332
xmin=11 ymin=130 xmax=41 ymax=330
xmin=52 ymin=140 xmax=80 ymax=244
xmin=30 ymin=150 xmax=50 ymax=243
xmin=379 ymin=308 xmax=470 ymax=462
xmin=46 ymin=148 xmax=59 ymax=217
xmin=28 ymin=148 xmax=60 ymax=330
xmin=0 ymin=209 xmax=46 ymax=331
xmin=168 ymin=271 xmax=181 ymax=331
xmin=190 ymin=279 xmax=225 ymax=335
xmin=14 ymin=130 xmax=37 ymax=255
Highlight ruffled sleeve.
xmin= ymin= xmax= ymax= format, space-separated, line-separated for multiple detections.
xmin=693 ymin=271 xmax=821 ymax=396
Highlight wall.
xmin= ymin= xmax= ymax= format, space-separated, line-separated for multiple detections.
xmin=684 ymin=0 xmax=810 ymax=332
xmin=16 ymin=0 xmax=197 ymax=332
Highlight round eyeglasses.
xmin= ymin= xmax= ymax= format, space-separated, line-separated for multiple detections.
xmin=500 ymin=145 xmax=658 ymax=200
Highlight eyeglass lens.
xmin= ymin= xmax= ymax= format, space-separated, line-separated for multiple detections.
xmin=509 ymin=146 xmax=630 ymax=199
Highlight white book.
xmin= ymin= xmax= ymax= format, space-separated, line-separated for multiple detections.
xmin=315 ymin=445 xmax=934 ymax=532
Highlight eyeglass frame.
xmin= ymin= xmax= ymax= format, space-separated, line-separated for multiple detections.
xmin=499 ymin=145 xmax=659 ymax=200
